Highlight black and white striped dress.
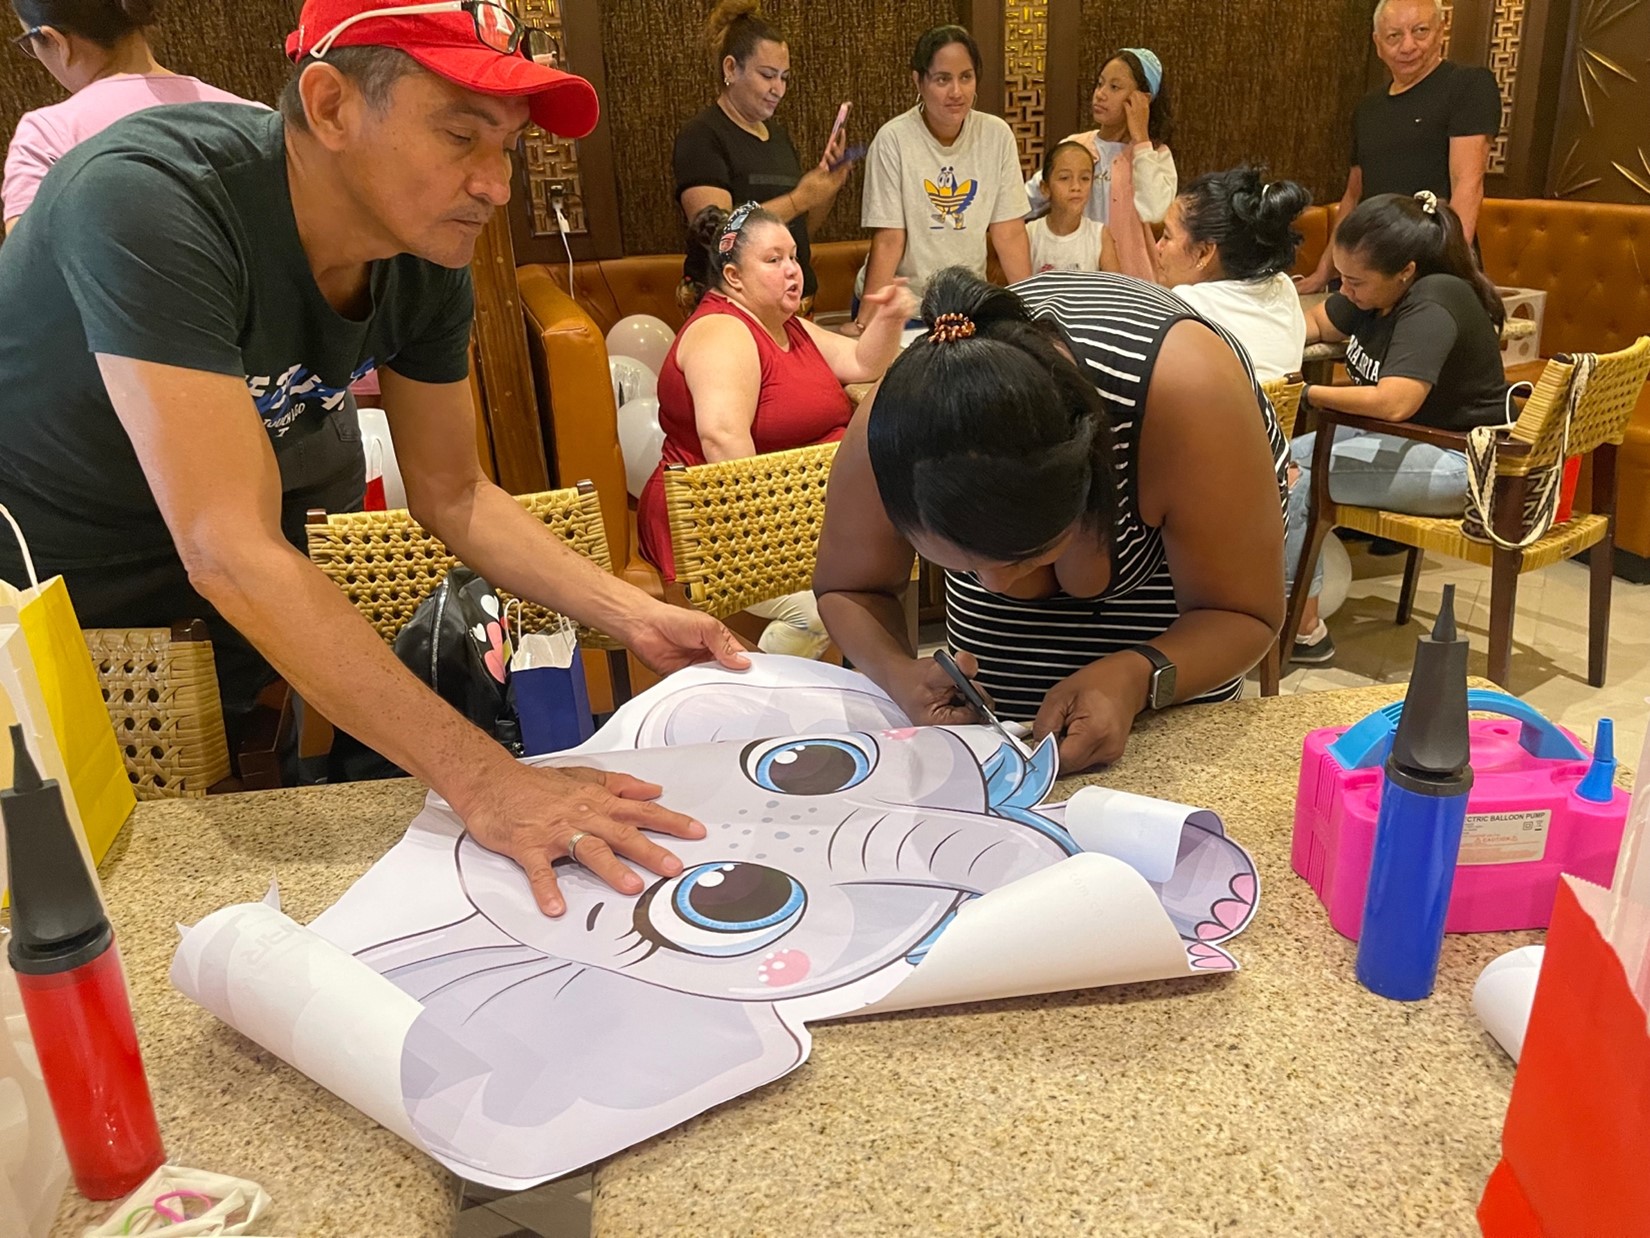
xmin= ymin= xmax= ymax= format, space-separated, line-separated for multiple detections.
xmin=945 ymin=271 xmax=1290 ymax=720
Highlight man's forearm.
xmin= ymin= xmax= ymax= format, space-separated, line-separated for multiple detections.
xmin=414 ymin=479 xmax=654 ymax=645
xmin=192 ymin=538 xmax=510 ymax=813
xmin=1452 ymin=176 xmax=1484 ymax=244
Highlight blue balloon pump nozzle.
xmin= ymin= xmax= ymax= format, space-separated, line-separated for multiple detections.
xmin=1575 ymin=718 xmax=1618 ymax=804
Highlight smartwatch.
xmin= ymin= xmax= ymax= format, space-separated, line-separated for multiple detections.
xmin=1126 ymin=644 xmax=1177 ymax=712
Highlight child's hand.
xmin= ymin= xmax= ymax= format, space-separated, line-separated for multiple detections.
xmin=1123 ymin=90 xmax=1152 ymax=145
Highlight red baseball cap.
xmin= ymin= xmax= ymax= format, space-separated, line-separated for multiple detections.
xmin=286 ymin=0 xmax=600 ymax=139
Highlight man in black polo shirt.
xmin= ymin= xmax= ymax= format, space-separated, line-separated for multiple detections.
xmin=1298 ymin=0 xmax=1500 ymax=292
xmin=0 ymin=0 xmax=747 ymax=918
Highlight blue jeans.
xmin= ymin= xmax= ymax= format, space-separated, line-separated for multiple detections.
xmin=1285 ymin=428 xmax=1470 ymax=596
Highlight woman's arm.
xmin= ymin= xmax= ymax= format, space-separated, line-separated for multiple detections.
xmin=1130 ymin=144 xmax=1177 ymax=223
xmin=676 ymin=317 xmax=761 ymax=461
xmin=988 ymin=217 xmax=1033 ymax=285
xmin=852 ymin=228 xmax=907 ymax=331
xmin=1106 ymin=150 xmax=1160 ymax=282
xmin=1306 ymin=377 xmax=1431 ymax=423
xmin=814 ymin=401 xmax=984 ymax=724
xmin=1303 ymin=298 xmax=1347 ymax=345
xmin=1032 ymin=321 xmax=1284 ymax=769
xmin=800 ymin=280 xmax=915 ymax=383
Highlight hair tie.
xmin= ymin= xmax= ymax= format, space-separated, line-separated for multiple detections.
xmin=1413 ymin=189 xmax=1439 ymax=216
xmin=718 ymin=200 xmax=759 ymax=254
xmin=1122 ymin=47 xmax=1163 ymax=98
xmin=930 ymin=312 xmax=977 ymax=343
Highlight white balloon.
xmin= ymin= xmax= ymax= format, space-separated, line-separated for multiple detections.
xmin=616 ymin=395 xmax=665 ymax=499
xmin=608 ymin=354 xmax=658 ymax=409
xmin=605 ymin=315 xmax=675 ymax=374
xmin=1318 ymin=532 xmax=1351 ymax=618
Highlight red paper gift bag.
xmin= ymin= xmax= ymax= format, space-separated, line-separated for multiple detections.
xmin=1479 ymin=876 xmax=1650 ymax=1235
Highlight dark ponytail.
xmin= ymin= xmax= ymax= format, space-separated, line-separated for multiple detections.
xmin=1178 ymin=166 xmax=1311 ymax=280
xmin=14 ymin=0 xmax=161 ymax=47
xmin=867 ymin=267 xmax=1116 ymax=564
xmin=1335 ymin=192 xmax=1505 ymax=330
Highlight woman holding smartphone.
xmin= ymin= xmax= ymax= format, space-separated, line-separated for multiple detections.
xmin=673 ymin=0 xmax=852 ymax=316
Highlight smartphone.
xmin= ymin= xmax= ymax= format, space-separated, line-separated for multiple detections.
xmin=828 ymin=143 xmax=867 ymax=172
xmin=824 ymin=101 xmax=851 ymax=155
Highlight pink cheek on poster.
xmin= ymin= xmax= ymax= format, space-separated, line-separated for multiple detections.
xmin=882 ymin=728 xmax=920 ymax=741
xmin=756 ymin=950 xmax=811 ymax=987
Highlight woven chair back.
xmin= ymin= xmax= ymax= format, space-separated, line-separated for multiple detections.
xmin=83 ymin=621 xmax=231 ymax=799
xmin=663 ymin=442 xmax=839 ymax=620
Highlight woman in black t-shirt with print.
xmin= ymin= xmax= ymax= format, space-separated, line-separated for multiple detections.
xmin=672 ymin=0 xmax=850 ymax=316
xmin=1284 ymin=191 xmax=1509 ymax=663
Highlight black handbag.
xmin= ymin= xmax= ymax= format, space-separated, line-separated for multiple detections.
xmin=392 ymin=566 xmax=522 ymax=753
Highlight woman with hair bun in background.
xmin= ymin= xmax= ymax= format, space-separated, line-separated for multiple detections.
xmin=672 ymin=0 xmax=851 ymax=317
xmin=5 ymin=0 xmax=260 ymax=230
xmin=1109 ymin=165 xmax=1310 ymax=381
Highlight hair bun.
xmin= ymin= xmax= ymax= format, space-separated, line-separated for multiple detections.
xmin=1257 ymin=179 xmax=1310 ymax=230
xmin=119 ymin=0 xmax=162 ymax=24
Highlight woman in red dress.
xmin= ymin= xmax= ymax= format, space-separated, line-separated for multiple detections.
xmin=638 ymin=201 xmax=913 ymax=656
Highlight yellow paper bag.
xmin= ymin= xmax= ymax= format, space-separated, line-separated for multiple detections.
xmin=1 ymin=505 xmax=134 ymax=865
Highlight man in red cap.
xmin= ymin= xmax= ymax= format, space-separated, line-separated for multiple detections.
xmin=0 ymin=0 xmax=748 ymax=918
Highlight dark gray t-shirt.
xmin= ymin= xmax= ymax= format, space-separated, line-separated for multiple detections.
xmin=1327 ymin=273 xmax=1509 ymax=431
xmin=1351 ymin=60 xmax=1501 ymax=201
xmin=0 ymin=103 xmax=471 ymax=598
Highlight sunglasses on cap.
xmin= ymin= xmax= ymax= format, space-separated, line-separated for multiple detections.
xmin=306 ymin=0 xmax=552 ymax=63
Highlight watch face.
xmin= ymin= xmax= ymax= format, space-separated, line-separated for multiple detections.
xmin=1152 ymin=665 xmax=1177 ymax=710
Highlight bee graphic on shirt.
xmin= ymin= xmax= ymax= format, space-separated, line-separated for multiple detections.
xmin=924 ymin=166 xmax=978 ymax=230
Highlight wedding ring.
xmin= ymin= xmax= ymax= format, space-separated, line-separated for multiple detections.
xmin=565 ymin=831 xmax=590 ymax=864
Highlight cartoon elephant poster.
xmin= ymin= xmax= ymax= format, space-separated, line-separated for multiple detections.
xmin=173 ymin=658 xmax=1257 ymax=1189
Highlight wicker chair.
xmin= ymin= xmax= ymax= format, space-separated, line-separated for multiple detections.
xmin=1253 ymin=376 xmax=1305 ymax=697
xmin=1283 ymin=337 xmax=1650 ymax=688
xmin=1260 ymin=374 xmax=1306 ymax=441
xmin=305 ymin=481 xmax=631 ymax=699
xmin=663 ymin=442 xmax=839 ymax=621
xmin=83 ymin=620 xmax=232 ymax=799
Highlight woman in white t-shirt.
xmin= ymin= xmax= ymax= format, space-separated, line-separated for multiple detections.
xmin=1026 ymin=48 xmax=1176 ymax=228
xmin=845 ymin=24 xmax=1030 ymax=335
xmin=1110 ymin=164 xmax=1310 ymax=381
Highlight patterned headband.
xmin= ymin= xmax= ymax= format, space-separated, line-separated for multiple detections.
xmin=930 ymin=312 xmax=977 ymax=343
xmin=1122 ymin=47 xmax=1163 ymax=98
xmin=718 ymin=201 xmax=761 ymax=254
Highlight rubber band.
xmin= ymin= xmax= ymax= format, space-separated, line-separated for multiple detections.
xmin=152 ymin=1189 xmax=214 ymax=1222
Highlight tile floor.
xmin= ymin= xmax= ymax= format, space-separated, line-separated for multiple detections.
xmin=451 ymin=547 xmax=1650 ymax=1238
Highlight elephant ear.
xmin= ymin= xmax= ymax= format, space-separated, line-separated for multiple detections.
xmin=384 ymin=922 xmax=808 ymax=1188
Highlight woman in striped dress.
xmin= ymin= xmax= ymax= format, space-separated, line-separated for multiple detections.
xmin=814 ymin=266 xmax=1288 ymax=770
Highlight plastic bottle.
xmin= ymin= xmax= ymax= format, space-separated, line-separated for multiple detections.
xmin=1355 ymin=586 xmax=1474 ymax=1001
xmin=2 ymin=725 xmax=164 ymax=1199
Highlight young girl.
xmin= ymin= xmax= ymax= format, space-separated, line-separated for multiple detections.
xmin=1027 ymin=141 xmax=1104 ymax=273
xmin=1025 ymin=47 xmax=1176 ymax=227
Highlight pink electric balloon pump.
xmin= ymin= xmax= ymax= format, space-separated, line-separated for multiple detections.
xmin=1293 ymin=690 xmax=1629 ymax=938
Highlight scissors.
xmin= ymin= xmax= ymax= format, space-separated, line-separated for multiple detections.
xmin=932 ymin=649 xmax=1033 ymax=758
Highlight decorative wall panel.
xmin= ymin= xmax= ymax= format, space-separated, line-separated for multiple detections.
xmin=1548 ymin=0 xmax=1650 ymax=202
xmin=1485 ymin=0 xmax=1528 ymax=175
xmin=510 ymin=0 xmax=589 ymax=236
xmin=1003 ymin=1 xmax=1049 ymax=180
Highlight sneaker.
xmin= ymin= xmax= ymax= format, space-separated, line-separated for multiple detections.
xmin=1291 ymin=620 xmax=1337 ymax=665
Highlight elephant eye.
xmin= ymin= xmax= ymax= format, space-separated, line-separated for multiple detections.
xmin=636 ymin=862 xmax=806 ymax=957
xmin=741 ymin=735 xmax=875 ymax=796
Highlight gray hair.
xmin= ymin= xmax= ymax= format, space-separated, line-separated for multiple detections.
xmin=1372 ymin=0 xmax=1440 ymax=30
xmin=278 ymin=46 xmax=422 ymax=132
